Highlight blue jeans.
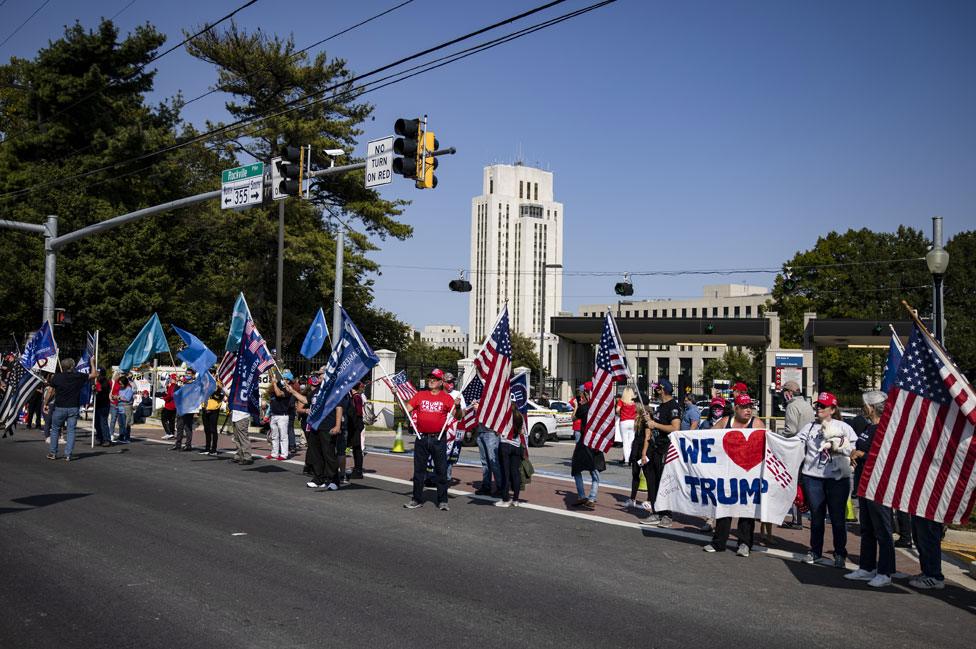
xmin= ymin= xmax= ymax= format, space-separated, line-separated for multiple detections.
xmin=94 ymin=405 xmax=110 ymax=443
xmin=48 ymin=407 xmax=79 ymax=457
xmin=112 ymin=406 xmax=128 ymax=441
xmin=476 ymin=429 xmax=502 ymax=492
xmin=412 ymin=435 xmax=448 ymax=504
xmin=574 ymin=471 xmax=601 ymax=501
xmin=912 ymin=516 xmax=944 ymax=581
xmin=802 ymin=475 xmax=850 ymax=558
xmin=858 ymin=497 xmax=895 ymax=575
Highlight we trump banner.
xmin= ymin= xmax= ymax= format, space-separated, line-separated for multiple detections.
xmin=654 ymin=429 xmax=804 ymax=524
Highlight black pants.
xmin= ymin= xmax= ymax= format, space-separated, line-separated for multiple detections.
xmin=630 ymin=460 xmax=654 ymax=501
xmin=646 ymin=448 xmax=671 ymax=516
xmin=412 ymin=435 xmax=448 ymax=504
xmin=175 ymin=413 xmax=195 ymax=449
xmin=498 ymin=443 xmax=522 ymax=502
xmin=712 ymin=518 xmax=755 ymax=550
xmin=27 ymin=394 xmax=43 ymax=428
xmin=161 ymin=409 xmax=176 ymax=436
xmin=202 ymin=410 xmax=219 ymax=453
xmin=347 ymin=423 xmax=364 ymax=473
xmin=307 ymin=428 xmax=340 ymax=486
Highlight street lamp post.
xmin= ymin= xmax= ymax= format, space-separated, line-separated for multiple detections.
xmin=538 ymin=261 xmax=562 ymax=400
xmin=925 ymin=216 xmax=949 ymax=345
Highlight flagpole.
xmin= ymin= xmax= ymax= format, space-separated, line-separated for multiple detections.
xmin=91 ymin=330 xmax=99 ymax=449
xmin=378 ymin=367 xmax=422 ymax=439
xmin=901 ymin=300 xmax=968 ymax=377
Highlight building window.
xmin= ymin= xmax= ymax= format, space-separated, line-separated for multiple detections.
xmin=692 ymin=307 xmax=697 ymax=318
xmin=681 ymin=308 xmax=687 ymax=318
xmin=671 ymin=308 xmax=677 ymax=318
xmin=712 ymin=307 xmax=718 ymax=317
xmin=734 ymin=306 xmax=741 ymax=317
xmin=534 ymin=183 xmax=539 ymax=200
xmin=652 ymin=309 xmax=657 ymax=318
xmin=489 ymin=178 xmax=493 ymax=193
xmin=723 ymin=306 xmax=729 ymax=317
xmin=658 ymin=357 xmax=670 ymax=379
xmin=643 ymin=310 xmax=648 ymax=318
xmin=520 ymin=205 xmax=544 ymax=218
xmin=746 ymin=305 xmax=752 ymax=317
xmin=519 ymin=181 xmax=523 ymax=199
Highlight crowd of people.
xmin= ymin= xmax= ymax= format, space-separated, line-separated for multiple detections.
xmin=2 ymin=355 xmax=950 ymax=591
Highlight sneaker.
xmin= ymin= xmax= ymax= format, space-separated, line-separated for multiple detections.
xmin=326 ymin=483 xmax=339 ymax=491
xmin=403 ymin=500 xmax=423 ymax=509
xmin=198 ymin=451 xmax=210 ymax=455
xmin=623 ymin=498 xmax=636 ymax=509
xmin=306 ymin=481 xmax=324 ymax=489
xmin=161 ymin=434 xmax=175 ymax=440
xmin=495 ymin=500 xmax=511 ymax=508
xmin=63 ymin=456 xmax=71 ymax=462
xmin=583 ymin=500 xmax=596 ymax=510
xmin=276 ymin=455 xmax=287 ymax=461
xmin=894 ymin=539 xmax=914 ymax=549
xmin=658 ymin=515 xmax=673 ymax=528
xmin=646 ymin=514 xmax=662 ymax=525
xmin=702 ymin=544 xmax=718 ymax=553
xmin=46 ymin=452 xmax=57 ymax=460
xmin=802 ymin=552 xmax=819 ymax=564
xmin=438 ymin=502 xmax=450 ymax=511
xmin=264 ymin=454 xmax=275 ymax=460
xmin=208 ymin=452 xmax=218 ymax=456
xmin=572 ymin=498 xmax=590 ymax=508
xmin=170 ymin=446 xmax=181 ymax=451
xmin=908 ymin=575 xmax=945 ymax=590
xmin=641 ymin=501 xmax=653 ymax=512
xmin=511 ymin=500 xmax=520 ymax=507
xmin=844 ymin=568 xmax=876 ymax=581
xmin=736 ymin=544 xmax=750 ymax=557
xmin=833 ymin=555 xmax=846 ymax=569
xmin=867 ymin=574 xmax=892 ymax=588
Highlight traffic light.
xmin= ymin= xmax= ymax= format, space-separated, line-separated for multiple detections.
xmin=449 ymin=271 xmax=471 ymax=292
xmin=614 ymin=281 xmax=634 ymax=296
xmin=393 ymin=118 xmax=421 ymax=180
xmin=419 ymin=131 xmax=439 ymax=189
xmin=872 ymin=324 xmax=884 ymax=336
xmin=53 ymin=308 xmax=70 ymax=326
xmin=276 ymin=145 xmax=304 ymax=196
xmin=704 ymin=323 xmax=715 ymax=334
xmin=782 ymin=269 xmax=797 ymax=293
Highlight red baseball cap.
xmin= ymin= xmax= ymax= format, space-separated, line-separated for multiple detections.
xmin=582 ymin=381 xmax=593 ymax=392
xmin=428 ymin=368 xmax=444 ymax=379
xmin=815 ymin=392 xmax=838 ymax=408
xmin=710 ymin=397 xmax=726 ymax=408
xmin=732 ymin=382 xmax=748 ymax=392
xmin=169 ymin=373 xmax=178 ymax=380
xmin=734 ymin=394 xmax=753 ymax=407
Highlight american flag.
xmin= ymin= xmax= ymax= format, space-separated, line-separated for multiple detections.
xmin=473 ymin=306 xmax=513 ymax=441
xmin=859 ymin=324 xmax=976 ymax=525
xmin=244 ymin=319 xmax=275 ymax=373
xmin=0 ymin=363 xmax=43 ymax=433
xmin=459 ymin=375 xmax=483 ymax=431
xmin=216 ymin=351 xmax=237 ymax=387
xmin=765 ymin=447 xmax=793 ymax=490
xmin=583 ymin=312 xmax=629 ymax=453
xmin=384 ymin=370 xmax=417 ymax=403
xmin=665 ymin=440 xmax=679 ymax=464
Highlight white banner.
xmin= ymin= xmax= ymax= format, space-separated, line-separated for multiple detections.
xmin=654 ymin=429 xmax=804 ymax=524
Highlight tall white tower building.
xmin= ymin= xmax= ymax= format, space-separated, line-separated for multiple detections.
xmin=468 ymin=163 xmax=563 ymax=373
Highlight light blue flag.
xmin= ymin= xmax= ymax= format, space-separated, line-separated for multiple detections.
xmin=20 ymin=321 xmax=58 ymax=371
xmin=173 ymin=371 xmax=216 ymax=416
xmin=300 ymin=307 xmax=330 ymax=359
xmin=881 ymin=331 xmax=904 ymax=393
xmin=119 ymin=313 xmax=170 ymax=371
xmin=225 ymin=293 xmax=251 ymax=352
xmin=172 ymin=325 xmax=217 ymax=376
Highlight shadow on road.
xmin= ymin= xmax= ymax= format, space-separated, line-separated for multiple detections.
xmin=0 ymin=492 xmax=92 ymax=515
xmin=244 ymin=465 xmax=289 ymax=473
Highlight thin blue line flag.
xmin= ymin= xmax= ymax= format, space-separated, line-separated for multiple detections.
xmin=172 ymin=325 xmax=217 ymax=376
xmin=119 ymin=313 xmax=170 ymax=371
xmin=307 ymin=307 xmax=379 ymax=431
xmin=299 ymin=307 xmax=329 ymax=359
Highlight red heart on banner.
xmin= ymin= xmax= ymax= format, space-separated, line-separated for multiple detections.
xmin=722 ymin=429 xmax=766 ymax=472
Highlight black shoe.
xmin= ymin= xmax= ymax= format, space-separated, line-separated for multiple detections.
xmin=169 ymin=445 xmax=181 ymax=451
xmin=474 ymin=489 xmax=491 ymax=496
xmin=183 ymin=447 xmax=193 ymax=452
xmin=350 ymin=471 xmax=364 ymax=479
xmin=894 ymin=540 xmax=913 ymax=549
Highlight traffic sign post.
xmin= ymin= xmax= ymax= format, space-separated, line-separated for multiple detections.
xmin=365 ymin=136 xmax=393 ymax=188
xmin=221 ymin=162 xmax=264 ymax=210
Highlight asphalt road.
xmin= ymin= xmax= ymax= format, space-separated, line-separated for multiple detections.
xmin=1 ymin=434 xmax=973 ymax=649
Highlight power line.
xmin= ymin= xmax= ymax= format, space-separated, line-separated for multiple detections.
xmin=111 ymin=0 xmax=139 ymax=21
xmin=0 ymin=0 xmax=604 ymax=204
xmin=0 ymin=0 xmax=52 ymax=51
xmin=0 ymin=0 xmax=262 ymax=147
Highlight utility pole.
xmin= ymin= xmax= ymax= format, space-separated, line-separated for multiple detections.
xmin=275 ymin=198 xmax=285 ymax=355
xmin=333 ymin=223 xmax=344 ymax=340
xmin=538 ymin=261 xmax=562 ymax=400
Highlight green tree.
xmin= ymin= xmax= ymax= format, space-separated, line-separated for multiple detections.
xmin=770 ymin=227 xmax=932 ymax=396
xmin=702 ymin=348 xmax=756 ymax=389
xmin=398 ymin=338 xmax=462 ymax=386
xmin=511 ymin=331 xmax=541 ymax=375
xmin=944 ymin=230 xmax=976 ymax=374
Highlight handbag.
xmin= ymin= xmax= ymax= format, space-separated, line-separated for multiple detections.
xmin=520 ymin=457 xmax=535 ymax=484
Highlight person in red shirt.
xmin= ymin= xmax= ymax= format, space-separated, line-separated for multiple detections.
xmin=616 ymin=387 xmax=638 ymax=465
xmin=403 ymin=368 xmax=461 ymax=511
xmin=160 ymin=373 xmax=178 ymax=439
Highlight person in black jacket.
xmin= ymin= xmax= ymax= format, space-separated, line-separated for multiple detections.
xmin=645 ymin=378 xmax=681 ymax=528
xmin=570 ymin=387 xmax=603 ymax=510
xmin=345 ymin=381 xmax=366 ymax=479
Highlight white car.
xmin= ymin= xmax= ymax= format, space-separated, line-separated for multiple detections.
xmin=524 ymin=399 xmax=573 ymax=446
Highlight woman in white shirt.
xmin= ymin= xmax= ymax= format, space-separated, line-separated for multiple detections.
xmin=797 ymin=391 xmax=858 ymax=567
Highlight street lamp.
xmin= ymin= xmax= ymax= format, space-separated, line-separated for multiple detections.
xmin=925 ymin=216 xmax=949 ymax=345
xmin=539 ymin=262 xmax=563 ymax=400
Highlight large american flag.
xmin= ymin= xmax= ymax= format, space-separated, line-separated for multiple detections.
xmin=245 ymin=319 xmax=275 ymax=373
xmin=473 ymin=306 xmax=513 ymax=441
xmin=216 ymin=351 xmax=237 ymax=387
xmin=583 ymin=312 xmax=629 ymax=453
xmin=458 ymin=375 xmax=483 ymax=432
xmin=383 ymin=370 xmax=417 ymax=403
xmin=859 ymin=324 xmax=976 ymax=525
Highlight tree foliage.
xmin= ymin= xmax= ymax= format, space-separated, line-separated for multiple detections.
xmin=702 ymin=348 xmax=759 ymax=389
xmin=0 ymin=20 xmax=413 ymax=364
xmin=944 ymin=230 xmax=976 ymax=375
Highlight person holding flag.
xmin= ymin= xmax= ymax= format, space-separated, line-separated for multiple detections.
xmin=645 ymin=378 xmax=682 ymax=528
xmin=43 ymin=358 xmax=96 ymax=461
xmin=403 ymin=369 xmax=462 ymax=510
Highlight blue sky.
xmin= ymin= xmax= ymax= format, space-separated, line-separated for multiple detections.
xmin=3 ymin=0 xmax=974 ymax=329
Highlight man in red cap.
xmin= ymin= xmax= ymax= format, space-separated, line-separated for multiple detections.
xmin=403 ymin=368 xmax=461 ymax=510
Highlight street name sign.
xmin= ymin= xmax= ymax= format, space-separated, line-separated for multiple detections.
xmin=221 ymin=162 xmax=264 ymax=210
xmin=365 ymin=136 xmax=393 ymax=188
